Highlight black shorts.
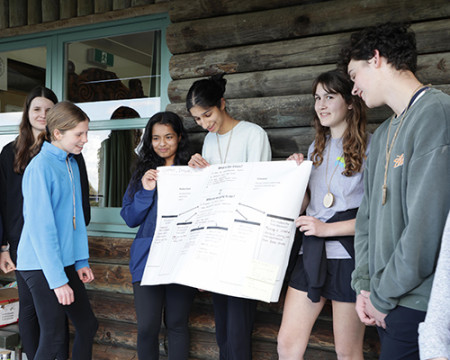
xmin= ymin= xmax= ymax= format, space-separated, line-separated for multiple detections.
xmin=289 ymin=255 xmax=356 ymax=303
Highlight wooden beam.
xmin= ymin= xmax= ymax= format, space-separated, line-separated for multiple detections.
xmin=95 ymin=0 xmax=113 ymax=14
xmin=167 ymin=95 xmax=392 ymax=131
xmin=168 ymin=52 xmax=450 ymax=103
xmin=0 ymin=3 xmax=168 ymax=39
xmin=0 ymin=0 xmax=9 ymax=29
xmin=89 ymin=236 xmax=132 ymax=265
xmin=27 ymin=0 xmax=42 ymax=25
xmin=9 ymin=0 xmax=27 ymax=27
xmin=166 ymin=0 xmax=450 ymax=54
xmin=169 ymin=19 xmax=450 ymax=79
xmin=168 ymin=0 xmax=320 ymax=23
xmin=42 ymin=0 xmax=60 ymax=22
xmin=78 ymin=0 xmax=94 ymax=16
xmin=113 ymin=0 xmax=131 ymax=10
xmin=87 ymin=263 xmax=133 ymax=294
xmin=60 ymin=0 xmax=77 ymax=19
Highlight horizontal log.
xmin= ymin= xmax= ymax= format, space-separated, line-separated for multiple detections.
xmin=169 ymin=0 xmax=321 ymax=23
xmin=92 ymin=343 xmax=141 ymax=360
xmin=167 ymin=95 xmax=392 ymax=132
xmin=169 ymin=19 xmax=450 ymax=79
xmin=88 ymin=263 xmax=133 ymax=294
xmin=88 ymin=290 xmax=136 ymax=323
xmin=168 ymin=64 xmax=334 ymax=102
xmin=166 ymin=0 xmax=450 ymax=54
xmin=169 ymin=52 xmax=450 ymax=102
xmin=89 ymin=236 xmax=132 ymax=265
xmin=95 ymin=318 xmax=138 ymax=349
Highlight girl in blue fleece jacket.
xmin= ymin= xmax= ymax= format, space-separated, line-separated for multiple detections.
xmin=17 ymin=101 xmax=98 ymax=360
xmin=121 ymin=111 xmax=196 ymax=360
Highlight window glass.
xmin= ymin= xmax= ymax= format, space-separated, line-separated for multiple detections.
xmin=0 ymin=47 xmax=47 ymax=125
xmin=66 ymin=30 xmax=162 ymax=208
xmin=65 ymin=30 xmax=161 ymax=121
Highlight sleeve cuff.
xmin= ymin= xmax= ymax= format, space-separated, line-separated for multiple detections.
xmin=75 ymin=259 xmax=89 ymax=271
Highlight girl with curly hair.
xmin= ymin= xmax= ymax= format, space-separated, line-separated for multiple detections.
xmin=121 ymin=111 xmax=196 ymax=360
xmin=277 ymin=69 xmax=370 ymax=360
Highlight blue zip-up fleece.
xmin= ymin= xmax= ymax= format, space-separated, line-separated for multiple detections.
xmin=17 ymin=141 xmax=89 ymax=289
xmin=120 ymin=183 xmax=157 ymax=283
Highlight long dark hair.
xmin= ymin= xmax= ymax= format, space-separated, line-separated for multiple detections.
xmin=186 ymin=73 xmax=227 ymax=112
xmin=310 ymin=69 xmax=368 ymax=176
xmin=14 ymin=86 xmax=58 ymax=173
xmin=128 ymin=111 xmax=191 ymax=196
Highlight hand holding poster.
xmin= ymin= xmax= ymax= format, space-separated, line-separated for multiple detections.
xmin=141 ymin=160 xmax=312 ymax=302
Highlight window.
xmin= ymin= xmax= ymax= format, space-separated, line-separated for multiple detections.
xmin=0 ymin=13 xmax=171 ymax=237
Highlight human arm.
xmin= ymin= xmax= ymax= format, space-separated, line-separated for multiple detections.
xmin=296 ymin=216 xmax=355 ymax=237
xmin=120 ymin=172 xmax=157 ymax=228
xmin=188 ymin=153 xmax=210 ymax=168
xmin=54 ymin=284 xmax=74 ymax=305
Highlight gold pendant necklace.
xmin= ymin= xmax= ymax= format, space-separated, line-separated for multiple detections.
xmin=323 ymin=140 xmax=342 ymax=208
xmin=382 ymin=83 xmax=427 ymax=205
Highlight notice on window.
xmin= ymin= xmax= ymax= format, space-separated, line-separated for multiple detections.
xmin=141 ymin=160 xmax=312 ymax=302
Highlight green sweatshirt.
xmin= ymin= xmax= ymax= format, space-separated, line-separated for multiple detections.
xmin=352 ymin=88 xmax=450 ymax=314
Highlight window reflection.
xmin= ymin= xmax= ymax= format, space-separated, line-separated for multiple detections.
xmin=66 ymin=30 xmax=161 ymax=119
xmin=0 ymin=47 xmax=46 ymax=124
xmin=67 ymin=30 xmax=161 ymax=207
xmin=82 ymin=108 xmax=143 ymax=208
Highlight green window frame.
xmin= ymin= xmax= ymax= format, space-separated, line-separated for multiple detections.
xmin=0 ymin=13 xmax=171 ymax=238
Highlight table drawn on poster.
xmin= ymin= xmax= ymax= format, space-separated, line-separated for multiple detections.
xmin=141 ymin=160 xmax=312 ymax=302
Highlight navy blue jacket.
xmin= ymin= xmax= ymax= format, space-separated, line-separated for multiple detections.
xmin=120 ymin=183 xmax=157 ymax=283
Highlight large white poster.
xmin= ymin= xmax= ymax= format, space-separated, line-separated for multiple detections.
xmin=141 ymin=160 xmax=312 ymax=302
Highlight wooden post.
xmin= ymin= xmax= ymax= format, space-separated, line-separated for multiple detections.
xmin=95 ymin=0 xmax=113 ymax=14
xmin=42 ymin=0 xmax=59 ymax=22
xmin=27 ymin=0 xmax=41 ymax=25
xmin=9 ymin=0 xmax=26 ymax=27
xmin=78 ymin=0 xmax=94 ymax=16
xmin=60 ymin=0 xmax=76 ymax=19
xmin=0 ymin=0 xmax=9 ymax=29
xmin=131 ymin=0 xmax=154 ymax=6
xmin=113 ymin=0 xmax=131 ymax=10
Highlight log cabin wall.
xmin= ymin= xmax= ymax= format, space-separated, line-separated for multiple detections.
xmin=0 ymin=0 xmax=448 ymax=359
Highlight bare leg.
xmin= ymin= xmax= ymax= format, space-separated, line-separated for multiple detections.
xmin=277 ymin=286 xmax=326 ymax=360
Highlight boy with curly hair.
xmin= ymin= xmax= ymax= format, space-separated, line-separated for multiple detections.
xmin=339 ymin=22 xmax=450 ymax=359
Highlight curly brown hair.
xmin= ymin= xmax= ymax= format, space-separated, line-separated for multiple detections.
xmin=310 ymin=70 xmax=368 ymax=176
